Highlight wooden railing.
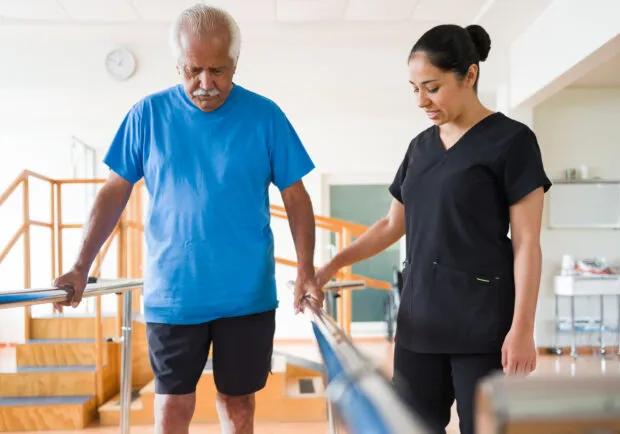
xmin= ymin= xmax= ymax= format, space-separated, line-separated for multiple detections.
xmin=0 ymin=171 xmax=392 ymax=341
xmin=0 ymin=170 xmax=56 ymax=340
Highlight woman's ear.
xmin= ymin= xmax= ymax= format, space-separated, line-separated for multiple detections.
xmin=465 ymin=64 xmax=479 ymax=89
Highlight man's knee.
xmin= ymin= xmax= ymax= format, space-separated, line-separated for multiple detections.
xmin=154 ymin=393 xmax=196 ymax=430
xmin=216 ymin=393 xmax=256 ymax=434
xmin=216 ymin=392 xmax=255 ymax=414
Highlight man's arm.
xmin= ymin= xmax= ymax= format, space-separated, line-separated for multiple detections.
xmin=280 ymin=180 xmax=321 ymax=312
xmin=281 ymin=180 xmax=315 ymax=277
xmin=53 ymin=171 xmax=134 ymax=308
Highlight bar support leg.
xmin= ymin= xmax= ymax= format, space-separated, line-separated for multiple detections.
xmin=120 ymin=292 xmax=133 ymax=434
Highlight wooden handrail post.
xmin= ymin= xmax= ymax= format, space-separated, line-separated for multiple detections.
xmin=56 ymin=183 xmax=63 ymax=276
xmin=22 ymin=177 xmax=32 ymax=341
xmin=50 ymin=181 xmax=56 ymax=281
xmin=341 ymin=228 xmax=353 ymax=337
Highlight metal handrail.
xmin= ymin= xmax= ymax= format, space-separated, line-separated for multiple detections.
xmin=300 ymin=283 xmax=430 ymax=434
xmin=0 ymin=278 xmax=143 ymax=309
xmin=0 ymin=279 xmax=143 ymax=434
xmin=0 ymin=278 xmax=425 ymax=434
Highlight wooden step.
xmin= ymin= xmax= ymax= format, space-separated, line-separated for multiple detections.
xmin=0 ymin=395 xmax=97 ymax=431
xmin=0 ymin=366 xmax=97 ymax=397
xmin=100 ymin=355 xmax=327 ymax=425
xmin=31 ymin=316 xmax=117 ymax=340
xmin=281 ymin=376 xmax=326 ymax=422
xmin=98 ymin=388 xmax=153 ymax=426
xmin=15 ymin=339 xmax=104 ymax=367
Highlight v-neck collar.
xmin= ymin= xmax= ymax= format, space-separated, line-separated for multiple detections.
xmin=434 ymin=112 xmax=502 ymax=154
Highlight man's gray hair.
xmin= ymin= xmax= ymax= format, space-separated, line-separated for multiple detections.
xmin=169 ymin=4 xmax=241 ymax=65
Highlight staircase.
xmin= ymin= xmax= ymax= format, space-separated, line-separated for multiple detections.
xmin=0 ymin=316 xmax=120 ymax=431
xmin=0 ymin=314 xmax=327 ymax=431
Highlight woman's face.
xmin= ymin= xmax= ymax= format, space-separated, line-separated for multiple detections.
xmin=408 ymin=51 xmax=477 ymax=125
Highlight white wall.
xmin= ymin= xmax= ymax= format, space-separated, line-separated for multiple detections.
xmin=508 ymin=0 xmax=620 ymax=109
xmin=533 ymin=87 xmax=620 ymax=348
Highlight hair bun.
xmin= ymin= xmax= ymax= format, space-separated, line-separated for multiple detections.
xmin=465 ymin=25 xmax=491 ymax=62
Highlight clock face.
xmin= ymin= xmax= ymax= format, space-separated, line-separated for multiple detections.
xmin=105 ymin=48 xmax=136 ymax=80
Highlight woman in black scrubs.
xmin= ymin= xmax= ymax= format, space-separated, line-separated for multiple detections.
xmin=315 ymin=24 xmax=551 ymax=434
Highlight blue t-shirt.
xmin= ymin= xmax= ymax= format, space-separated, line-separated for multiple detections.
xmin=103 ymin=83 xmax=315 ymax=325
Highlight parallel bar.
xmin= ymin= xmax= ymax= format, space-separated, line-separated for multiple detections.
xmin=95 ymin=296 xmax=104 ymax=407
xmin=120 ymin=291 xmax=133 ymax=434
xmin=0 ymin=279 xmax=143 ymax=309
xmin=303 ymin=298 xmax=429 ymax=434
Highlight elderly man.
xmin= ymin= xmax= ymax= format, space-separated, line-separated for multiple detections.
xmin=52 ymin=4 xmax=322 ymax=433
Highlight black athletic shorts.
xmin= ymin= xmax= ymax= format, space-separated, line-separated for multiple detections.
xmin=146 ymin=309 xmax=276 ymax=396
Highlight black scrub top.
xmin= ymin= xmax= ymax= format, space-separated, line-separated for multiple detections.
xmin=389 ymin=112 xmax=551 ymax=354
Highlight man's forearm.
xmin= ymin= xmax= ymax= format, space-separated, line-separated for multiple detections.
xmin=511 ymin=242 xmax=542 ymax=333
xmin=74 ymin=184 xmax=132 ymax=274
xmin=283 ymin=191 xmax=316 ymax=278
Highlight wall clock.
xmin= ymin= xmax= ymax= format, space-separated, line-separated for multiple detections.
xmin=105 ymin=48 xmax=137 ymax=81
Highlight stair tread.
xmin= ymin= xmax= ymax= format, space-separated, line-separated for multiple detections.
xmin=1 ymin=365 xmax=96 ymax=374
xmin=24 ymin=338 xmax=95 ymax=344
xmin=0 ymin=395 xmax=94 ymax=406
xmin=33 ymin=313 xmax=116 ymax=318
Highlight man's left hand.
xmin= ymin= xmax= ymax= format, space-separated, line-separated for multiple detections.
xmin=294 ymin=275 xmax=324 ymax=314
xmin=501 ymin=327 xmax=537 ymax=376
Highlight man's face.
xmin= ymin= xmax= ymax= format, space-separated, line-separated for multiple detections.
xmin=177 ymin=29 xmax=236 ymax=112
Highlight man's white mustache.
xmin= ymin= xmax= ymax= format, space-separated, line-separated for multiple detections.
xmin=193 ymin=88 xmax=220 ymax=97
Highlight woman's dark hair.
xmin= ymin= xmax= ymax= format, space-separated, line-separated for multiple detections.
xmin=408 ymin=24 xmax=491 ymax=91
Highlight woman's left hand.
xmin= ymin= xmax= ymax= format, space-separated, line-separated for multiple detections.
xmin=501 ymin=327 xmax=537 ymax=376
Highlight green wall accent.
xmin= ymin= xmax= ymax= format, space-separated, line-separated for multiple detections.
xmin=329 ymin=184 xmax=400 ymax=322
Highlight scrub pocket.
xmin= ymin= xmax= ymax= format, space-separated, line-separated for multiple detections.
xmin=431 ymin=261 xmax=503 ymax=351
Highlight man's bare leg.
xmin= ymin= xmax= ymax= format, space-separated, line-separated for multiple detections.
xmin=154 ymin=393 xmax=196 ymax=434
xmin=216 ymin=392 xmax=255 ymax=434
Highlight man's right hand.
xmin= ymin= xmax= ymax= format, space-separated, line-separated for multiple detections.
xmin=52 ymin=267 xmax=89 ymax=311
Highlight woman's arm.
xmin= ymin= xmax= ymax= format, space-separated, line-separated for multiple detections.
xmin=316 ymin=199 xmax=406 ymax=286
xmin=503 ymin=186 xmax=545 ymax=375
xmin=510 ymin=187 xmax=545 ymax=333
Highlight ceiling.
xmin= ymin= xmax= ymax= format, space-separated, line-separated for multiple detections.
xmin=571 ymin=52 xmax=620 ymax=87
xmin=0 ymin=0 xmax=551 ymax=34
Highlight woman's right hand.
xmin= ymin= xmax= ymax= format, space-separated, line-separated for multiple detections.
xmin=315 ymin=262 xmax=339 ymax=289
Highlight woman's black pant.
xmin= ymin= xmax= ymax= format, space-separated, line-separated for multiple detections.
xmin=393 ymin=344 xmax=503 ymax=434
